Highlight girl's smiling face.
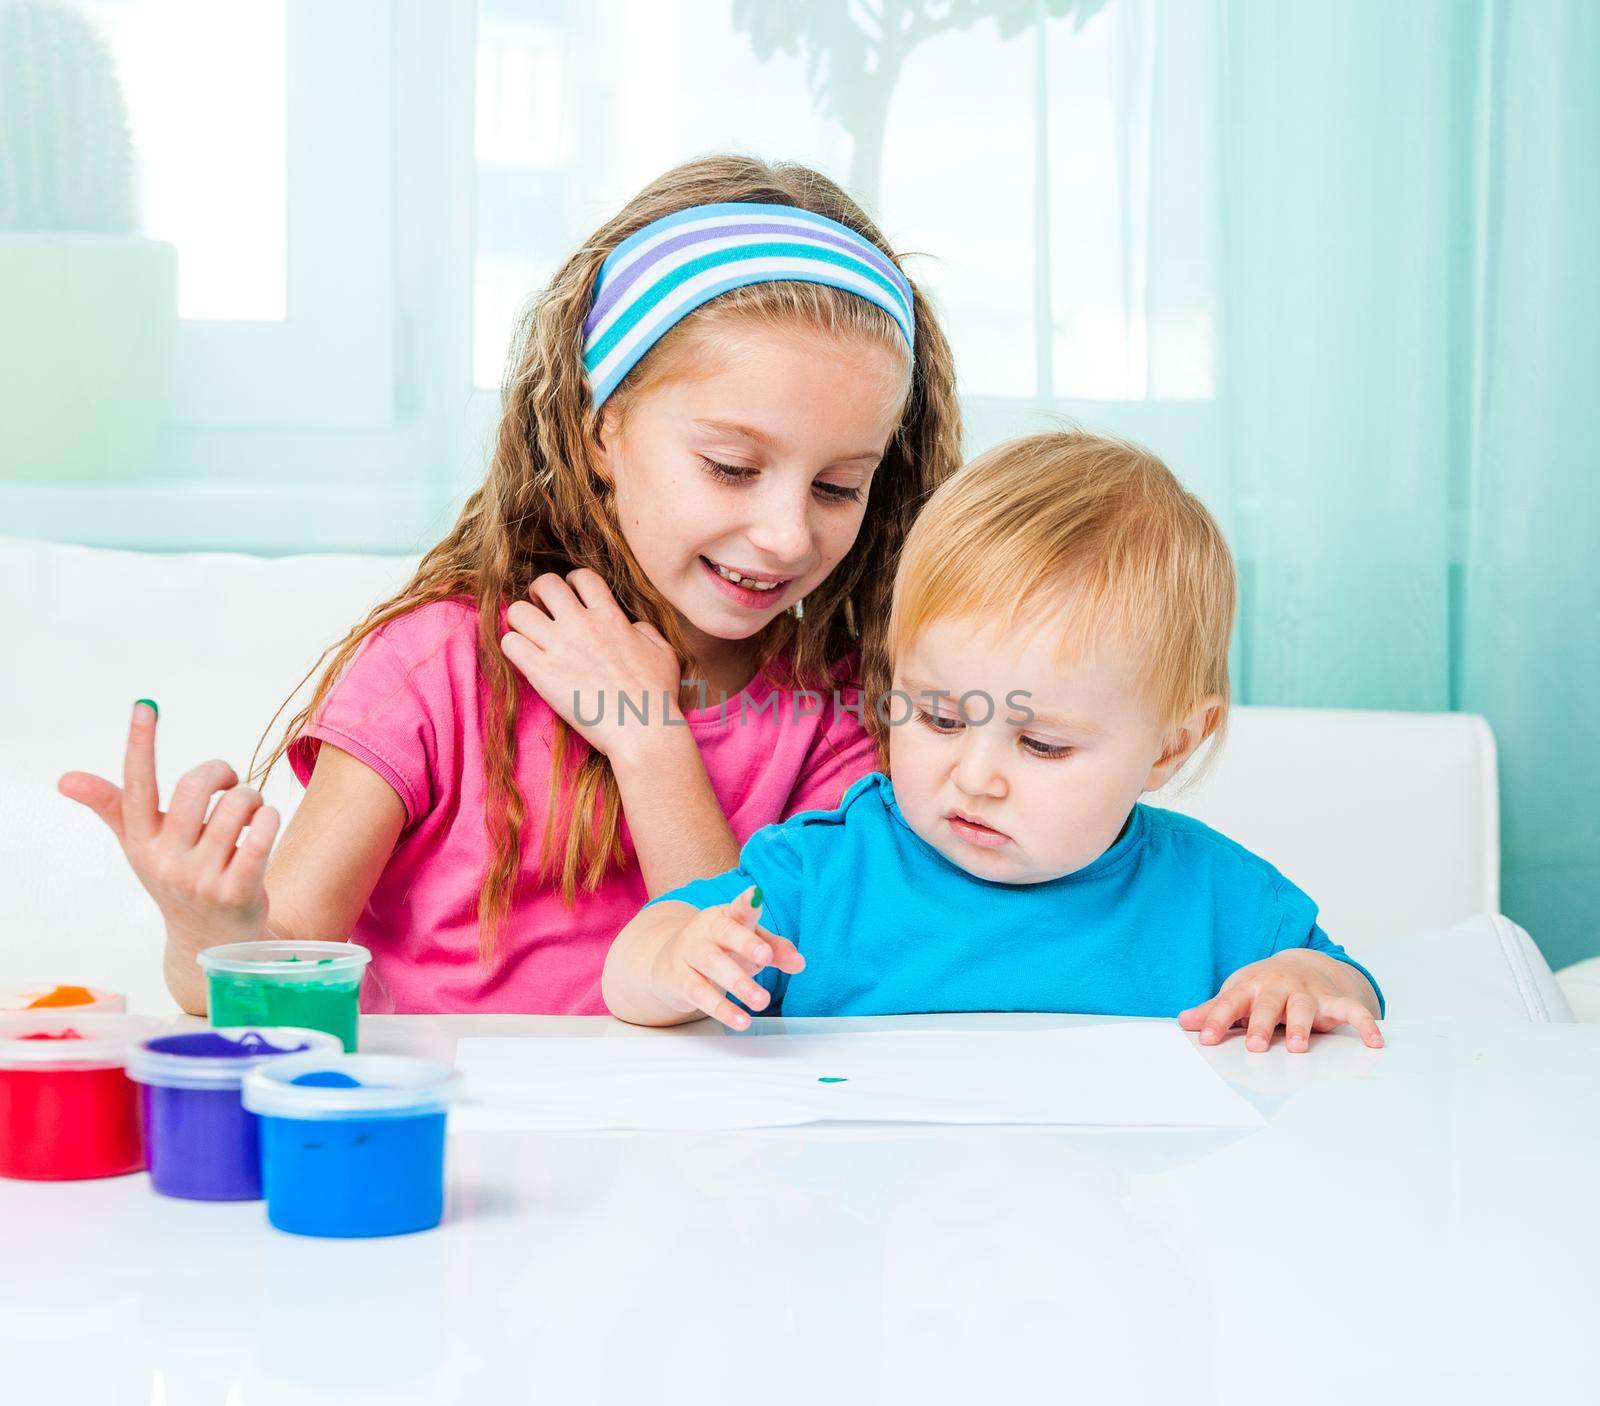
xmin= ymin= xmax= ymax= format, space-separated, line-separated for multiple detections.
xmin=598 ymin=324 xmax=908 ymax=668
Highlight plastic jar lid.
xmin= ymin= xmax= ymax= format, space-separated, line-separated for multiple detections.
xmin=242 ymin=1054 xmax=460 ymax=1122
xmin=0 ymin=986 xmax=125 ymax=1014
xmin=196 ymin=941 xmax=371 ymax=981
xmin=127 ymin=1027 xmax=344 ymax=1091
xmin=0 ymin=1013 xmax=169 ymax=1070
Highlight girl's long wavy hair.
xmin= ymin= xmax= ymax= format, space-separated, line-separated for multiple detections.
xmin=249 ymin=155 xmax=962 ymax=964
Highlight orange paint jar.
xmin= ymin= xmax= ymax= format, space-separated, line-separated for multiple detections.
xmin=0 ymin=986 xmax=126 ymax=1014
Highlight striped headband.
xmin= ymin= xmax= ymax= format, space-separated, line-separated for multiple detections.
xmin=582 ymin=201 xmax=916 ymax=407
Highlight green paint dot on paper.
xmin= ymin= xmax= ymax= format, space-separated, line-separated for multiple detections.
xmin=817 ymin=1076 xmax=848 ymax=1083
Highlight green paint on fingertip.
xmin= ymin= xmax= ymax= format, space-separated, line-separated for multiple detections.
xmin=751 ymin=886 xmax=763 ymax=908
xmin=135 ymin=698 xmax=158 ymax=719
xmin=817 ymin=1076 xmax=848 ymax=1083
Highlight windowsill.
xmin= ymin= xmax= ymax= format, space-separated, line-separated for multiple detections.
xmin=0 ymin=479 xmax=455 ymax=556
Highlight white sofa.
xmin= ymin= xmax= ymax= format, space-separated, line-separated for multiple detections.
xmin=0 ymin=534 xmax=1580 ymax=1023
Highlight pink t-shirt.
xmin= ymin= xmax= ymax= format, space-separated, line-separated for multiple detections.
xmin=287 ymin=599 xmax=877 ymax=1014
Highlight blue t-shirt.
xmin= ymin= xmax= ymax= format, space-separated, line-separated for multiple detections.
xmin=651 ymin=772 xmax=1384 ymax=1020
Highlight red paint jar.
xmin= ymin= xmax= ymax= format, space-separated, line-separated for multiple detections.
xmin=0 ymin=1013 xmax=166 ymax=1180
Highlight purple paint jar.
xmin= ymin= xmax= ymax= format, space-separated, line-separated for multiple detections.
xmin=127 ymin=1027 xmax=342 ymax=1201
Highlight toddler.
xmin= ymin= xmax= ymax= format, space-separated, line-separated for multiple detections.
xmin=603 ymin=430 xmax=1385 ymax=1052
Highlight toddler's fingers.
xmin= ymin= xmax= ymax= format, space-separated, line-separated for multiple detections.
xmin=714 ymin=910 xmax=771 ymax=967
xmin=1245 ymin=990 xmax=1288 ymax=1051
xmin=729 ymin=884 xmax=764 ymax=930
xmin=57 ymin=771 xmax=126 ymax=841
xmin=1176 ymin=1001 xmax=1212 ymax=1030
xmin=1317 ymin=998 xmax=1385 ymax=1049
xmin=758 ymin=930 xmax=805 ymax=974
xmin=123 ymin=701 xmax=161 ymax=844
xmin=680 ymin=971 xmax=752 ymax=1032
xmin=1284 ymin=993 xmax=1317 ymax=1053
xmin=1197 ymin=987 xmax=1253 ymax=1045
xmin=692 ymin=941 xmax=771 ymax=1013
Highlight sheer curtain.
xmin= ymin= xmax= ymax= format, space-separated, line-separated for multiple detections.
xmin=469 ymin=0 xmax=1599 ymax=968
xmin=1165 ymin=0 xmax=1598 ymax=969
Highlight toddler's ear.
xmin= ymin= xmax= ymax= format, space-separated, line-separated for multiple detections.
xmin=1143 ymin=695 xmax=1223 ymax=791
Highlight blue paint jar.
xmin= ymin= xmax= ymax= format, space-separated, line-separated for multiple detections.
xmin=128 ymin=1028 xmax=342 ymax=1201
xmin=241 ymin=1054 xmax=459 ymax=1238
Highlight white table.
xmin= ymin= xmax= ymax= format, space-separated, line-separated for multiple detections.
xmin=4 ymin=1014 xmax=1597 ymax=1406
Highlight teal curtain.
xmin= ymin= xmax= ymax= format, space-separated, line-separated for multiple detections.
xmin=1206 ymin=0 xmax=1599 ymax=968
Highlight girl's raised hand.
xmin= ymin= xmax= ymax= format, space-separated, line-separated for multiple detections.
xmin=1177 ymin=949 xmax=1385 ymax=1053
xmin=649 ymin=886 xmax=805 ymax=1031
xmin=501 ymin=568 xmax=683 ymax=764
xmin=56 ymin=702 xmax=278 ymax=949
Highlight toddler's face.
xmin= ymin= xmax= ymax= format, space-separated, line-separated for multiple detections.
xmin=887 ymin=613 xmax=1191 ymax=885
xmin=599 ymin=325 xmax=906 ymax=662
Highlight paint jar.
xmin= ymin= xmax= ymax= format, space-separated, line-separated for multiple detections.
xmin=242 ymin=1054 xmax=460 ymax=1238
xmin=127 ymin=1026 xmax=343 ymax=1201
xmin=0 ymin=1013 xmax=166 ymax=1180
xmin=197 ymin=941 xmax=371 ymax=1052
xmin=0 ymin=985 xmax=125 ymax=1014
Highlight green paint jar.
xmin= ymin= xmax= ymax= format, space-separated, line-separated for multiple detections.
xmin=197 ymin=942 xmax=371 ymax=1052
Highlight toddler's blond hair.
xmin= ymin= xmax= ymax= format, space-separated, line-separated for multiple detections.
xmin=884 ymin=429 xmax=1237 ymax=756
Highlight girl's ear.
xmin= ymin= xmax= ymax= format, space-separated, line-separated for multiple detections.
xmin=592 ymin=407 xmax=620 ymax=489
xmin=1142 ymin=694 xmax=1222 ymax=792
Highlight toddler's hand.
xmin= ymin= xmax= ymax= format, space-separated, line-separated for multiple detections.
xmin=1177 ymin=950 xmax=1384 ymax=1053
xmin=651 ymin=886 xmax=805 ymax=1031
xmin=501 ymin=569 xmax=682 ymax=764
xmin=57 ymin=702 xmax=278 ymax=950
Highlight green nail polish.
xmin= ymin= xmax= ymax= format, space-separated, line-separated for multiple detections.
xmin=751 ymin=886 xmax=763 ymax=908
xmin=135 ymin=698 xmax=158 ymax=719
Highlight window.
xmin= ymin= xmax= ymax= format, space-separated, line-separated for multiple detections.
xmin=471 ymin=0 xmax=1219 ymax=405
xmin=77 ymin=0 xmax=393 ymax=428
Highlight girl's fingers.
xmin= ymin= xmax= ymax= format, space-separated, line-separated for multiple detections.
xmin=1284 ymin=993 xmax=1318 ymax=1053
xmin=219 ymin=805 xmax=279 ymax=902
xmin=195 ymin=786 xmax=265 ymax=869
xmin=57 ymin=770 xmax=126 ymax=841
xmin=122 ymin=701 xmax=161 ymax=844
xmin=502 ymin=605 xmax=552 ymax=648
xmin=565 ymin=568 xmax=625 ymax=620
xmin=1245 ymin=990 xmax=1288 ymax=1051
xmin=529 ymin=572 xmax=580 ymax=621
xmin=1198 ymin=987 xmax=1254 ymax=1045
xmin=163 ymin=760 xmax=240 ymax=848
xmin=499 ymin=630 xmax=549 ymax=685
xmin=681 ymin=972 xmax=752 ymax=1032
xmin=632 ymin=618 xmax=672 ymax=653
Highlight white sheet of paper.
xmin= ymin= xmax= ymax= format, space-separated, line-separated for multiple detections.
xmin=451 ymin=1023 xmax=1264 ymax=1132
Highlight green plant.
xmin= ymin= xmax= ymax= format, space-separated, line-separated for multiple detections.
xmin=0 ymin=0 xmax=136 ymax=231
